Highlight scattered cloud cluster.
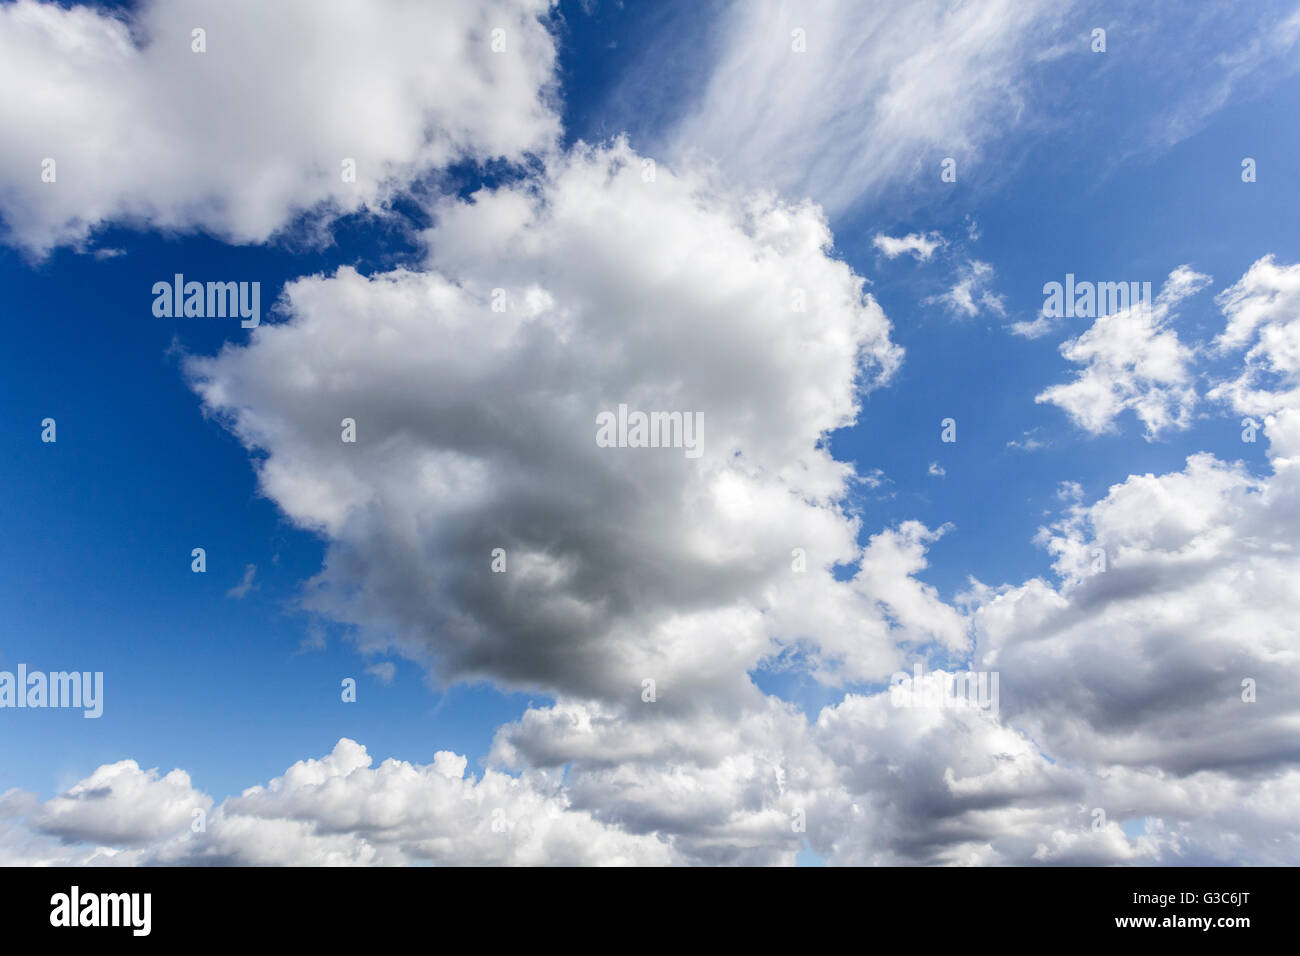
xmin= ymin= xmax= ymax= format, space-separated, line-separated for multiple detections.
xmin=11 ymin=252 xmax=1298 ymax=865
xmin=2 ymin=0 xmax=1297 ymax=868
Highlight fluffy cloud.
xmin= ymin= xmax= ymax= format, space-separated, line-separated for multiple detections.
xmin=491 ymin=681 xmax=1133 ymax=866
xmin=175 ymin=146 xmax=1300 ymax=865
xmin=7 ymin=699 xmax=1296 ymax=865
xmin=185 ymin=139 xmax=952 ymax=712
xmin=873 ymin=231 xmax=944 ymax=261
xmin=969 ymin=449 xmax=1300 ymax=771
xmin=1036 ymin=266 xmax=1211 ymax=438
xmin=488 ymin=696 xmax=830 ymax=865
xmin=927 ymin=259 xmax=1005 ymax=319
xmin=0 ymin=0 xmax=559 ymax=254
xmin=812 ymin=685 xmax=1141 ymax=866
xmin=169 ymin=138 xmax=1020 ymax=865
xmin=9 ymin=0 xmax=1300 ymax=865
xmin=27 ymin=760 xmax=210 ymax=848
xmin=1208 ymin=255 xmax=1300 ymax=420
xmin=3 ymin=739 xmax=676 ymax=866
xmin=954 ymin=262 xmax=1300 ymax=861
xmin=0 ymin=788 xmax=139 ymax=866
xmin=956 ymin=431 xmax=1300 ymax=861
xmin=182 ymin=738 xmax=677 ymax=866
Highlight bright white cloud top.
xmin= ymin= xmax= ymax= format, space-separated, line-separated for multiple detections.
xmin=0 ymin=0 xmax=558 ymax=254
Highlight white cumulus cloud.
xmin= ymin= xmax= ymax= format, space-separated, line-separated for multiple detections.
xmin=0 ymin=0 xmax=560 ymax=254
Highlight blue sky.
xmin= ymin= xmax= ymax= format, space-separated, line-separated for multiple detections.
xmin=2 ymin=0 xmax=1299 ymax=866
xmin=0 ymin=223 xmax=543 ymax=801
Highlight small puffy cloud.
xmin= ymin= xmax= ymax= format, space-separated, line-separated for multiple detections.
xmin=1007 ymin=315 xmax=1059 ymax=339
xmin=927 ymin=461 xmax=946 ymax=477
xmin=927 ymin=260 xmax=1005 ymax=318
xmin=873 ymin=231 xmax=945 ymax=261
xmin=1035 ymin=266 xmax=1211 ymax=439
xmin=1006 ymin=430 xmax=1047 ymax=451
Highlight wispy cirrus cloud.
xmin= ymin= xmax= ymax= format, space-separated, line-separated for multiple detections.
xmin=662 ymin=0 xmax=1068 ymax=217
